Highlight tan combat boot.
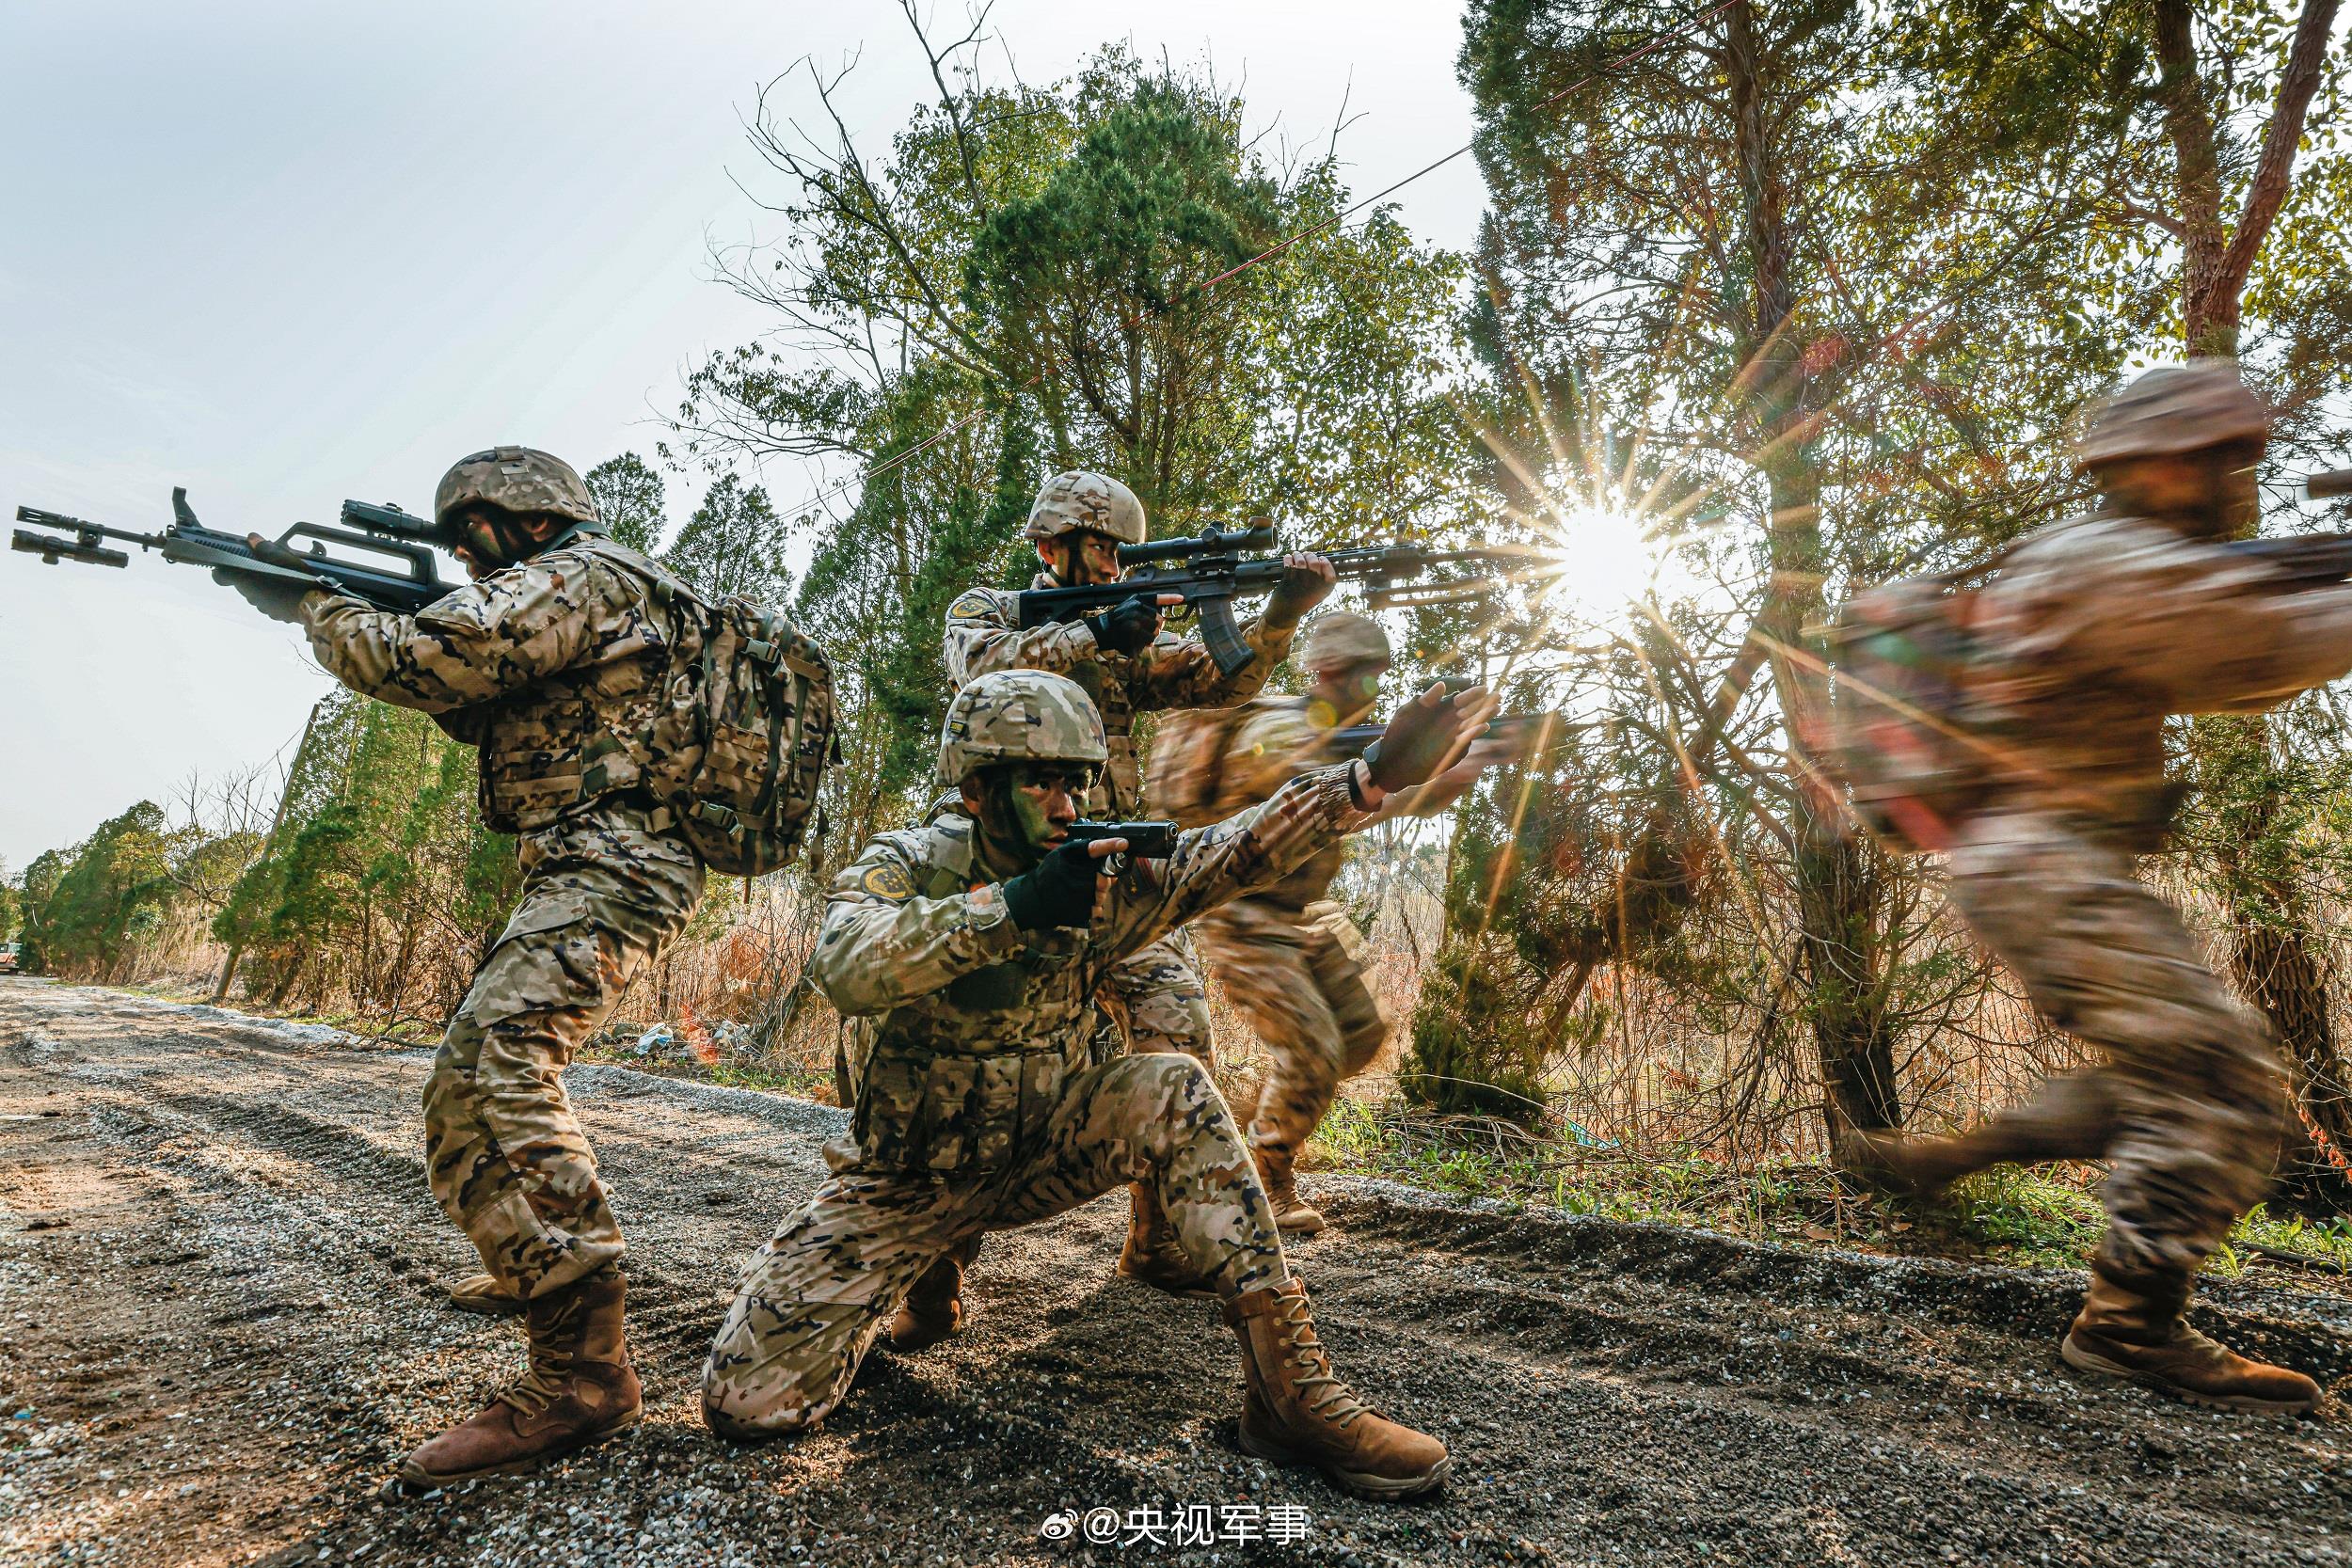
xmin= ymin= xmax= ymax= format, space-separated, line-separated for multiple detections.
xmin=1838 ymin=1072 xmax=2119 ymax=1198
xmin=1253 ymin=1146 xmax=1327 ymax=1236
xmin=443 ymin=1272 xmax=525 ymax=1318
xmin=1116 ymin=1183 xmax=1216 ymax=1300
xmin=2061 ymin=1263 xmax=2320 ymax=1414
xmin=885 ymin=1236 xmax=977 ymax=1354
xmin=1226 ymin=1276 xmax=1450 ymax=1499
xmin=393 ymin=1266 xmax=643 ymax=1491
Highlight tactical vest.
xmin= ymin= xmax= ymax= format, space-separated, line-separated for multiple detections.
xmin=849 ymin=821 xmax=1099 ymax=1178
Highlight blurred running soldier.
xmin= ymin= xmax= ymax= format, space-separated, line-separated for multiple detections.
xmin=1844 ymin=362 xmax=2352 ymax=1413
xmin=1157 ymin=610 xmax=1507 ymax=1231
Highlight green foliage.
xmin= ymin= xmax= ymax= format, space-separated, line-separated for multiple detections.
xmin=584 ymin=451 xmax=668 ymax=553
xmin=20 ymin=802 xmax=190 ymax=979
xmin=660 ymin=472 xmax=791 ymax=604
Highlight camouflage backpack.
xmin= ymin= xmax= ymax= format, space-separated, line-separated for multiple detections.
xmin=1823 ymin=572 xmax=2003 ymax=856
xmin=596 ymin=542 xmax=839 ymax=876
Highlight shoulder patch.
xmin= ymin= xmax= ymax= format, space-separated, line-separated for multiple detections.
xmin=948 ymin=590 xmax=999 ymax=621
xmin=861 ymin=863 xmax=915 ymax=902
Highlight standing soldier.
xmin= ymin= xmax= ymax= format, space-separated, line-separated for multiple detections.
xmin=703 ymin=669 xmax=1471 ymax=1498
xmin=276 ymin=448 xmax=714 ymax=1486
xmin=907 ymin=471 xmax=1332 ymax=1339
xmin=1843 ymin=363 xmax=2352 ymax=1412
xmin=1159 ymin=611 xmax=1505 ymax=1231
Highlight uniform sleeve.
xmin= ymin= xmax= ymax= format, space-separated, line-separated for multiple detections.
xmin=1100 ymin=764 xmax=1367 ymax=961
xmin=1125 ymin=611 xmax=1300 ymax=712
xmin=943 ymin=587 xmax=1098 ymax=685
xmin=2001 ymin=523 xmax=2352 ymax=713
xmin=1219 ymin=705 xmax=1326 ymax=807
xmin=809 ymin=839 xmax=1027 ymax=1016
xmin=300 ymin=555 xmax=606 ymax=714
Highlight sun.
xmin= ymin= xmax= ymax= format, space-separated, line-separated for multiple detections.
xmin=1536 ymin=504 xmax=1675 ymax=627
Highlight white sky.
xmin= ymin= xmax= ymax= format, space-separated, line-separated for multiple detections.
xmin=0 ymin=0 xmax=1486 ymax=871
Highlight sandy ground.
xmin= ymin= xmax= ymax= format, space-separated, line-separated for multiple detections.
xmin=3 ymin=975 xmax=2350 ymax=1567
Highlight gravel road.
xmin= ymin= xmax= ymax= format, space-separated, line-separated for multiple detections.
xmin=3 ymin=976 xmax=2349 ymax=1567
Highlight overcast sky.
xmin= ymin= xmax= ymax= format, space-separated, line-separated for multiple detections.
xmin=0 ymin=0 xmax=1486 ymax=870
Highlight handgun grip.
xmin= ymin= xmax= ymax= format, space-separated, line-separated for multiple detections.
xmin=1195 ymin=594 xmax=1254 ymax=676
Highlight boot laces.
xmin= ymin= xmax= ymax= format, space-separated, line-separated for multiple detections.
xmin=1274 ymin=1291 xmax=1369 ymax=1431
xmin=498 ymin=1295 xmax=586 ymax=1417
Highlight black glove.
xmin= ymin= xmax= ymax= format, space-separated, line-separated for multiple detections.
xmin=1082 ymin=594 xmax=1162 ymax=656
xmin=1263 ymin=557 xmax=1335 ymax=629
xmin=999 ymin=841 xmax=1109 ymax=930
xmin=214 ymin=568 xmax=315 ymax=626
xmin=1361 ymin=683 xmax=1473 ymax=794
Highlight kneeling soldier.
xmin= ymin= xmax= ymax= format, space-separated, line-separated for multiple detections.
xmin=701 ymin=669 xmax=1472 ymax=1497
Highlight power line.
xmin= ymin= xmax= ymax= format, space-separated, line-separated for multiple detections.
xmin=784 ymin=1 xmax=1739 ymax=520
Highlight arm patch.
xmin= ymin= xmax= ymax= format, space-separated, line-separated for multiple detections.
xmin=862 ymin=863 xmax=916 ymax=902
xmin=948 ymin=590 xmax=1000 ymax=621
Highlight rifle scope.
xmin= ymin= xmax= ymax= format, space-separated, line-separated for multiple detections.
xmin=1116 ymin=521 xmax=1277 ymax=567
xmin=340 ymin=499 xmax=454 ymax=546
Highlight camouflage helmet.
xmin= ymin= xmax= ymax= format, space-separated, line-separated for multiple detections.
xmin=434 ymin=446 xmax=601 ymax=528
xmin=2074 ymin=361 xmax=2269 ymax=469
xmin=939 ymin=670 xmax=1109 ymax=785
xmin=1025 ymin=470 xmax=1147 ymax=546
xmin=1303 ymin=610 xmax=1392 ymax=672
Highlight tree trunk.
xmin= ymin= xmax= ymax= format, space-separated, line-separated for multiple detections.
xmin=1726 ymin=0 xmax=1900 ymax=1138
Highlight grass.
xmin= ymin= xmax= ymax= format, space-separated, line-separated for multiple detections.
xmin=1304 ymin=1094 xmax=2352 ymax=1282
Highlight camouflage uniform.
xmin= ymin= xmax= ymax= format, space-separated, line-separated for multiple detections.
xmin=702 ymin=752 xmax=1371 ymax=1436
xmin=943 ymin=470 xmax=1298 ymax=1071
xmin=304 ymin=527 xmax=706 ymax=1300
xmin=1946 ymin=510 xmax=2352 ymax=1276
xmin=1184 ymin=697 xmax=1390 ymax=1205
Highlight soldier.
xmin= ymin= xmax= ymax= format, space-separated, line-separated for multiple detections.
xmin=1842 ymin=362 xmax=2352 ymax=1412
xmin=264 ymin=448 xmax=713 ymax=1485
xmin=702 ymin=669 xmax=1472 ymax=1498
xmin=1171 ymin=611 xmax=1507 ymax=1232
xmin=911 ymin=471 xmax=1333 ymax=1338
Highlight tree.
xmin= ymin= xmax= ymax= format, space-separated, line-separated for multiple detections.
xmin=660 ymin=472 xmax=792 ymax=605
xmin=585 ymin=452 xmax=669 ymax=553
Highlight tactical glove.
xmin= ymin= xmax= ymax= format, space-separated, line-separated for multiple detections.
xmin=1361 ymin=682 xmax=1476 ymax=794
xmin=215 ymin=568 xmax=317 ymax=626
xmin=1083 ymin=594 xmax=1163 ymax=656
xmin=1000 ymin=841 xmax=1110 ymax=930
xmin=1263 ymin=556 xmax=1336 ymax=630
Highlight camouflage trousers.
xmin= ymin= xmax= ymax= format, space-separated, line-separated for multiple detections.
xmin=1946 ymin=809 xmax=2290 ymax=1277
xmin=422 ymin=802 xmax=704 ymax=1299
xmin=701 ymin=1052 xmax=1284 ymax=1436
xmin=1098 ymin=927 xmax=1215 ymax=1064
xmin=1196 ymin=898 xmax=1387 ymax=1180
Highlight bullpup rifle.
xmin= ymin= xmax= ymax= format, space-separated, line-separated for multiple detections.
xmin=1325 ymin=711 xmax=1582 ymax=761
xmin=1016 ymin=520 xmax=1551 ymax=676
xmin=13 ymin=489 xmax=459 ymax=614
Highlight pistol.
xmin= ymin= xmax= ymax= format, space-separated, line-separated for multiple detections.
xmin=1065 ymin=820 xmax=1181 ymax=859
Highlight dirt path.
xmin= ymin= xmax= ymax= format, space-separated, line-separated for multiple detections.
xmin=3 ymin=976 xmax=2348 ymax=1568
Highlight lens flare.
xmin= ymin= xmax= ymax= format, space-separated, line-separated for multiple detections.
xmin=1535 ymin=502 xmax=1678 ymax=628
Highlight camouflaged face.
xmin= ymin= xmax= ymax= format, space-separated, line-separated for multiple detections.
xmin=436 ymin=446 xmax=601 ymax=525
xmin=2074 ymin=362 xmax=2268 ymax=467
xmin=1303 ymin=610 xmax=1391 ymax=672
xmin=938 ymin=669 xmax=1108 ymax=784
xmin=1024 ymin=469 xmax=1147 ymax=545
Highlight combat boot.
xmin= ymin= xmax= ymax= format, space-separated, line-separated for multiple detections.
xmin=392 ymin=1265 xmax=642 ymax=1491
xmin=2061 ymin=1263 xmax=2319 ymax=1414
xmin=1254 ymin=1147 xmax=1327 ymax=1235
xmin=1838 ymin=1072 xmax=2119 ymax=1198
xmin=442 ymin=1272 xmax=525 ymax=1318
xmin=885 ymin=1237 xmax=977 ymax=1354
xmin=1226 ymin=1276 xmax=1450 ymax=1499
xmin=1116 ymin=1183 xmax=1216 ymax=1299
